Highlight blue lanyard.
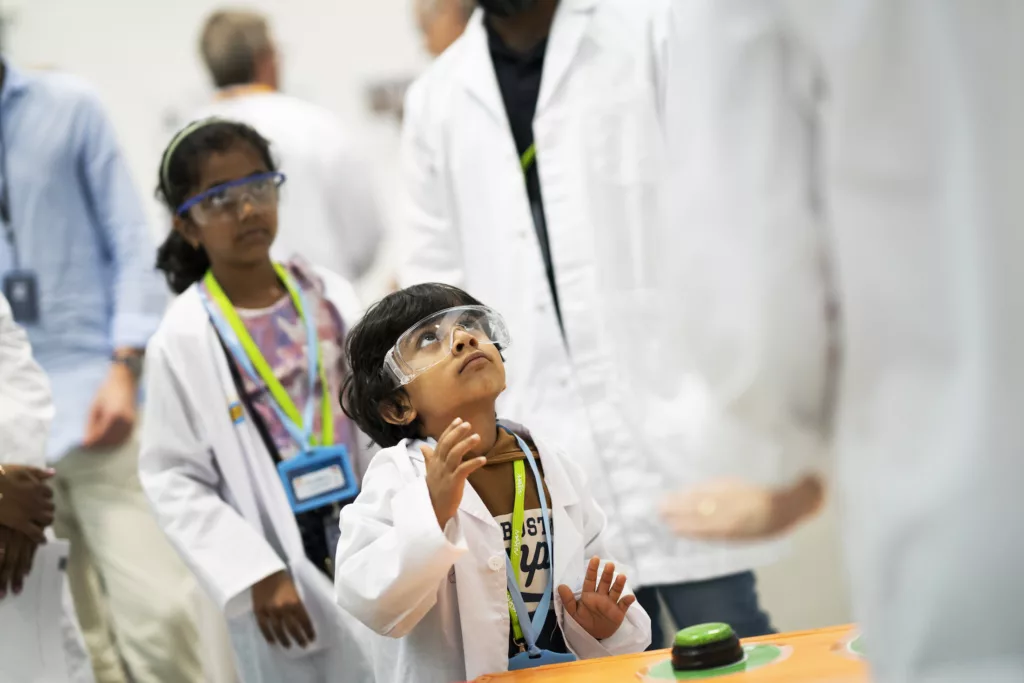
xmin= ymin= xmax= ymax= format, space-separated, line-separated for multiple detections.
xmin=501 ymin=426 xmax=555 ymax=656
xmin=199 ymin=273 xmax=321 ymax=451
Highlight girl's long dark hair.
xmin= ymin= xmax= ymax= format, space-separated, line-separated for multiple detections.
xmin=154 ymin=120 xmax=276 ymax=294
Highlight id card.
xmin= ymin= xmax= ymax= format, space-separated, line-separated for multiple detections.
xmin=2 ymin=270 xmax=40 ymax=324
xmin=508 ymin=650 xmax=577 ymax=670
xmin=277 ymin=445 xmax=359 ymax=514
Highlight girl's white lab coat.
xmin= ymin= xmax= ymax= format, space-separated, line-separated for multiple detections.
xmin=399 ymin=0 xmax=794 ymax=589
xmin=666 ymin=1 xmax=1024 ymax=681
xmin=138 ymin=268 xmax=373 ymax=683
xmin=0 ymin=294 xmax=93 ymax=683
xmin=335 ymin=425 xmax=651 ymax=682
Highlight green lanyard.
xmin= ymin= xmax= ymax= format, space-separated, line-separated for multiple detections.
xmin=520 ymin=143 xmax=537 ymax=174
xmin=506 ymin=458 xmax=528 ymax=645
xmin=203 ymin=263 xmax=334 ymax=448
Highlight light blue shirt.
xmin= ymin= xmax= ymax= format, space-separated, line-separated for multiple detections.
xmin=0 ymin=63 xmax=166 ymax=461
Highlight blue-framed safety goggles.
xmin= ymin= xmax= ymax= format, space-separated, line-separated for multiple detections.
xmin=175 ymin=171 xmax=286 ymax=224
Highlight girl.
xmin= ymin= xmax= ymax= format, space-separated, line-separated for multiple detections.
xmin=138 ymin=119 xmax=372 ymax=682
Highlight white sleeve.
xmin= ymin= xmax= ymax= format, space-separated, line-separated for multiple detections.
xmin=396 ymin=80 xmax=466 ymax=288
xmin=334 ymin=453 xmax=467 ymax=637
xmin=0 ymin=293 xmax=54 ymax=467
xmin=665 ymin=0 xmax=834 ymax=475
xmin=323 ymin=130 xmax=386 ymax=280
xmin=555 ymin=453 xmax=652 ymax=657
xmin=138 ymin=339 xmax=286 ymax=617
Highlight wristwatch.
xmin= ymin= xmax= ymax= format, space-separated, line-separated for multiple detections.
xmin=112 ymin=351 xmax=144 ymax=380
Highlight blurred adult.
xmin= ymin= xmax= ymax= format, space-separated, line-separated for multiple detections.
xmin=0 ymin=59 xmax=201 ymax=682
xmin=399 ymin=0 xmax=796 ymax=648
xmin=0 ymin=291 xmax=94 ymax=683
xmin=662 ymin=1 xmax=1024 ymax=680
xmin=196 ymin=9 xmax=385 ymax=283
xmin=416 ymin=0 xmax=477 ymax=57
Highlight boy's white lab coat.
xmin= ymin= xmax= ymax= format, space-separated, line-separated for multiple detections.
xmin=138 ymin=268 xmax=373 ymax=683
xmin=0 ymin=293 xmax=93 ymax=683
xmin=335 ymin=425 xmax=652 ymax=683
xmin=399 ymin=0 xmax=793 ymax=589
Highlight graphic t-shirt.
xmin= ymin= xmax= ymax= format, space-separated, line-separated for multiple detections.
xmin=201 ymin=257 xmax=354 ymax=576
xmin=467 ymin=429 xmax=569 ymax=657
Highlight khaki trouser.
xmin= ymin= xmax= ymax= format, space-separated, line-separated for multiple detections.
xmin=53 ymin=430 xmax=203 ymax=683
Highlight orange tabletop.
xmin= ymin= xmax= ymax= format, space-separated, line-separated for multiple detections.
xmin=474 ymin=625 xmax=867 ymax=683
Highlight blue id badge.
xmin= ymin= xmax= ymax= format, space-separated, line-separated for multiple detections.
xmin=3 ymin=270 xmax=40 ymax=324
xmin=508 ymin=650 xmax=577 ymax=670
xmin=277 ymin=444 xmax=359 ymax=514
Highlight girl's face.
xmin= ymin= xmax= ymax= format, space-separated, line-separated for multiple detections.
xmin=173 ymin=142 xmax=279 ymax=270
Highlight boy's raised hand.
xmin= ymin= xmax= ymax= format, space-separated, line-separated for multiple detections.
xmin=557 ymin=556 xmax=636 ymax=641
xmin=421 ymin=418 xmax=487 ymax=530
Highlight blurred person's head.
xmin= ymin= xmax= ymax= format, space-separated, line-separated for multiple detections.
xmin=156 ymin=119 xmax=282 ymax=294
xmin=416 ymin=0 xmax=476 ymax=57
xmin=200 ymin=10 xmax=279 ymax=91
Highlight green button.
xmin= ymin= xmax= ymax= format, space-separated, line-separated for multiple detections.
xmin=674 ymin=623 xmax=735 ymax=647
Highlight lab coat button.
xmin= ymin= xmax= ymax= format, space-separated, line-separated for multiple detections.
xmin=488 ymin=555 xmax=503 ymax=571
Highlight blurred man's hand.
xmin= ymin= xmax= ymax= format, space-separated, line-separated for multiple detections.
xmin=659 ymin=475 xmax=825 ymax=541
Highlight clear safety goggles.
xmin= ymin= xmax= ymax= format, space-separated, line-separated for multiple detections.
xmin=176 ymin=172 xmax=286 ymax=225
xmin=383 ymin=305 xmax=511 ymax=386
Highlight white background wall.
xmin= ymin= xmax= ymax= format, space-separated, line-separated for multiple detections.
xmin=4 ymin=0 xmax=850 ymax=637
xmin=4 ymin=0 xmax=422 ymax=296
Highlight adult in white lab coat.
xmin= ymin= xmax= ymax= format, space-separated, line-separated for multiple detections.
xmin=337 ymin=426 xmax=651 ymax=682
xmin=195 ymin=9 xmax=385 ymax=283
xmin=660 ymin=1 xmax=1024 ymax=680
xmin=0 ymin=292 xmax=94 ymax=683
xmin=399 ymin=0 xmax=781 ymax=645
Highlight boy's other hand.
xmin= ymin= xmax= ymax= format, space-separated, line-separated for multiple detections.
xmin=251 ymin=570 xmax=317 ymax=649
xmin=557 ymin=556 xmax=635 ymax=641
xmin=421 ymin=418 xmax=487 ymax=530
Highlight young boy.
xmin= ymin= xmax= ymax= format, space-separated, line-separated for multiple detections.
xmin=335 ymin=283 xmax=651 ymax=682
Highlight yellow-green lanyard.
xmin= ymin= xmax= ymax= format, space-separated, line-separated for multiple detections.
xmin=506 ymin=458 xmax=528 ymax=645
xmin=520 ymin=143 xmax=537 ymax=174
xmin=204 ymin=264 xmax=334 ymax=448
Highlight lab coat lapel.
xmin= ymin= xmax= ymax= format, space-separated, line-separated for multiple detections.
xmin=531 ymin=434 xmax=585 ymax=592
xmin=459 ymin=15 xmax=509 ymax=126
xmin=183 ymin=289 xmax=306 ymax=561
xmin=173 ymin=293 xmax=263 ymax=533
xmin=536 ymin=0 xmax=599 ymax=116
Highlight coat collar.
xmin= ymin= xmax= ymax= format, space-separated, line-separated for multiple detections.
xmin=404 ymin=420 xmax=582 ymax=578
xmin=458 ymin=0 xmax=600 ymax=124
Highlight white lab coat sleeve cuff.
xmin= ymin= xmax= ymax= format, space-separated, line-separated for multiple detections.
xmin=562 ymin=599 xmax=652 ymax=659
xmin=221 ymin=559 xmax=290 ymax=620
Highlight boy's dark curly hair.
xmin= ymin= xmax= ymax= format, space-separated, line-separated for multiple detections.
xmin=341 ymin=283 xmax=490 ymax=447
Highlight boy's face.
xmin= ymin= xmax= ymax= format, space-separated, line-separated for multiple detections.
xmin=399 ymin=327 xmax=506 ymax=433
